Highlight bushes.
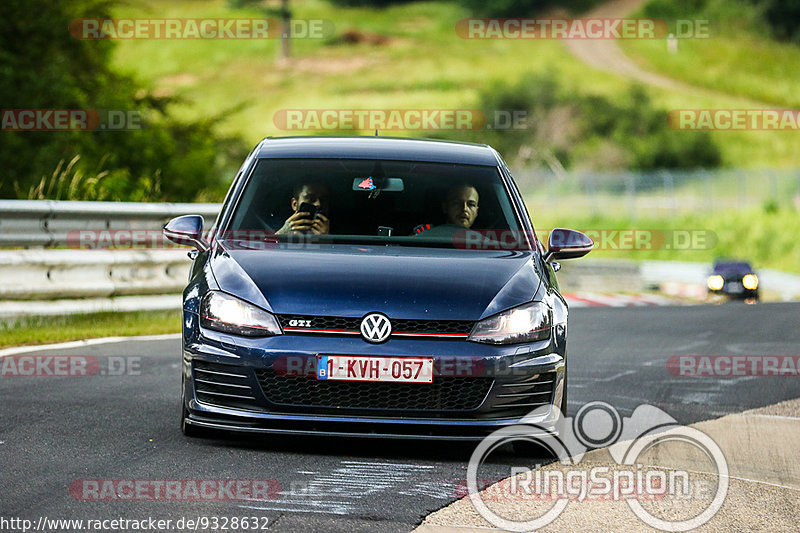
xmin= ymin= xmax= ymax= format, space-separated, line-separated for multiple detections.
xmin=445 ymin=73 xmax=720 ymax=171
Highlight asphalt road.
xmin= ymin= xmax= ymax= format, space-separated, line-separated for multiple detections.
xmin=2 ymin=303 xmax=799 ymax=532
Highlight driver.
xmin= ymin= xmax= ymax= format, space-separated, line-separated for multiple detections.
xmin=442 ymin=184 xmax=479 ymax=228
xmin=275 ymin=181 xmax=331 ymax=235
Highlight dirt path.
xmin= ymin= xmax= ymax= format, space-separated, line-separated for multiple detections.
xmin=563 ymin=0 xmax=773 ymax=107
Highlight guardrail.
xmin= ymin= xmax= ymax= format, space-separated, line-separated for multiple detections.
xmin=0 ymin=199 xmax=220 ymax=247
xmin=1 ymin=200 xmax=799 ymax=319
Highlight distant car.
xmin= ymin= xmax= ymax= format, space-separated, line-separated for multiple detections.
xmin=707 ymin=260 xmax=759 ymax=301
xmin=164 ymin=136 xmax=593 ymax=441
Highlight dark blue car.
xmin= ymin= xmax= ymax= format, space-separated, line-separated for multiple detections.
xmin=164 ymin=136 xmax=593 ymax=440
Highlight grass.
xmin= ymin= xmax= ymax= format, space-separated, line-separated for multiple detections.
xmin=0 ymin=310 xmax=181 ymax=349
xmin=620 ymin=0 xmax=800 ymax=109
xmin=109 ymin=0 xmax=800 ymax=168
xmin=529 ymin=203 xmax=800 ymax=273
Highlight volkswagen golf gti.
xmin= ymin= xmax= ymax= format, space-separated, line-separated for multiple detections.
xmin=164 ymin=136 xmax=593 ymax=440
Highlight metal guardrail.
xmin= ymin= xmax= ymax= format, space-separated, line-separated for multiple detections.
xmin=0 ymin=199 xmax=221 ymax=247
xmin=0 ymin=200 xmax=799 ymax=319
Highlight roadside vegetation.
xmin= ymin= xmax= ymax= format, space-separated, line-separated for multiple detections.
xmin=3 ymin=0 xmax=798 ymax=203
xmin=530 ymin=203 xmax=800 ymax=273
xmin=621 ymin=0 xmax=800 ymax=108
xmin=0 ymin=311 xmax=180 ymax=349
xmin=107 ymin=0 xmax=799 ymax=170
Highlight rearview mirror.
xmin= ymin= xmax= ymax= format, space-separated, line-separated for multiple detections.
xmin=545 ymin=228 xmax=593 ymax=262
xmin=352 ymin=176 xmax=405 ymax=192
xmin=164 ymin=215 xmax=208 ymax=250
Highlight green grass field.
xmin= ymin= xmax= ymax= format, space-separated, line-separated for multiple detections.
xmin=621 ymin=0 xmax=800 ymax=109
xmin=0 ymin=311 xmax=180 ymax=349
xmin=529 ymin=204 xmax=800 ymax=273
xmin=110 ymin=0 xmax=800 ymax=168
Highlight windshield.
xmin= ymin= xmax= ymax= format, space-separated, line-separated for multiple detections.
xmin=224 ymin=158 xmax=528 ymax=250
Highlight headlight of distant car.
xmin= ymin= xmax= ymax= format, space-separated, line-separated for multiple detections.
xmin=468 ymin=302 xmax=551 ymax=344
xmin=200 ymin=291 xmax=282 ymax=337
xmin=707 ymin=275 xmax=724 ymax=291
xmin=742 ymin=274 xmax=758 ymax=290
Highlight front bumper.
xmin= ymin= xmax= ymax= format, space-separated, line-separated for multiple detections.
xmin=181 ymin=311 xmax=566 ymax=441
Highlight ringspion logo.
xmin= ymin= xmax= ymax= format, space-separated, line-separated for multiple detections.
xmin=468 ymin=402 xmax=728 ymax=531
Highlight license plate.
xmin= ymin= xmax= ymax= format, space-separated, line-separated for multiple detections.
xmin=317 ymin=355 xmax=433 ymax=383
xmin=729 ymin=282 xmax=744 ymax=293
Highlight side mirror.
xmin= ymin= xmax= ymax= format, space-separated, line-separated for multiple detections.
xmin=164 ymin=215 xmax=208 ymax=250
xmin=545 ymin=228 xmax=593 ymax=263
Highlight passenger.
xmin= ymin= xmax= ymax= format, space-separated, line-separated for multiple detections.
xmin=442 ymin=184 xmax=479 ymax=228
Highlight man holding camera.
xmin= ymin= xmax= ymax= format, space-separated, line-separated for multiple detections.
xmin=275 ymin=182 xmax=331 ymax=235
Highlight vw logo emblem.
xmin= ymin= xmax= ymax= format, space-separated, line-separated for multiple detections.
xmin=360 ymin=313 xmax=392 ymax=343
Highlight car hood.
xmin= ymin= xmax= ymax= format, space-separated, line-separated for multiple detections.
xmin=209 ymin=244 xmax=542 ymax=320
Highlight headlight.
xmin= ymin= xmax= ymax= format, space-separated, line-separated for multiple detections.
xmin=468 ymin=302 xmax=551 ymax=345
xmin=742 ymin=274 xmax=758 ymax=290
xmin=707 ymin=275 xmax=724 ymax=291
xmin=200 ymin=291 xmax=282 ymax=337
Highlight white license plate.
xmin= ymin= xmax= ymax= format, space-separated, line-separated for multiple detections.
xmin=317 ymin=355 xmax=433 ymax=383
xmin=729 ymin=282 xmax=744 ymax=293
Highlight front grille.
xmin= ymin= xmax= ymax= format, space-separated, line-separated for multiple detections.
xmin=392 ymin=319 xmax=474 ymax=335
xmin=193 ymin=361 xmax=264 ymax=412
xmin=277 ymin=314 xmax=474 ymax=337
xmin=490 ymin=372 xmax=556 ymax=411
xmin=257 ymin=369 xmax=493 ymax=411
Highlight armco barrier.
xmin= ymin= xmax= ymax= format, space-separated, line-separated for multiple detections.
xmin=0 ymin=249 xmax=190 ymax=300
xmin=0 ymin=199 xmax=220 ymax=247
xmin=1 ymin=200 xmax=799 ymax=319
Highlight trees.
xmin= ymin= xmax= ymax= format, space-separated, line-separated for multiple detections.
xmin=0 ymin=0 xmax=245 ymax=201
